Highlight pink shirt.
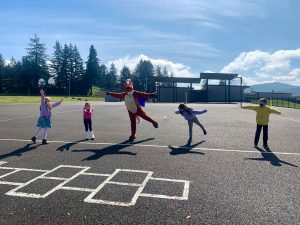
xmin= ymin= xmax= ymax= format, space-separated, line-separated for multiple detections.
xmin=83 ymin=108 xmax=93 ymax=120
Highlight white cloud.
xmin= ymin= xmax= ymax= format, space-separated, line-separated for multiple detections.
xmin=221 ymin=49 xmax=300 ymax=85
xmin=290 ymin=68 xmax=300 ymax=77
xmin=107 ymin=54 xmax=197 ymax=77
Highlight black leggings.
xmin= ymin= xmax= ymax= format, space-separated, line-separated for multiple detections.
xmin=84 ymin=119 xmax=92 ymax=131
xmin=254 ymin=124 xmax=268 ymax=145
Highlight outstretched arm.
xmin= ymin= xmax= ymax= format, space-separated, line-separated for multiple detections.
xmin=270 ymin=108 xmax=281 ymax=115
xmin=52 ymin=98 xmax=63 ymax=108
xmin=106 ymin=91 xmax=126 ymax=99
xmin=242 ymin=105 xmax=257 ymax=111
xmin=135 ymin=91 xmax=156 ymax=99
xmin=193 ymin=109 xmax=207 ymax=115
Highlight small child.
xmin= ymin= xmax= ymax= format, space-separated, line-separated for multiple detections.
xmin=83 ymin=102 xmax=95 ymax=140
xmin=242 ymin=98 xmax=281 ymax=148
xmin=31 ymin=89 xmax=63 ymax=145
xmin=175 ymin=103 xmax=207 ymax=145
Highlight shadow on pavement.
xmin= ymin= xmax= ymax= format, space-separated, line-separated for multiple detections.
xmin=0 ymin=143 xmax=42 ymax=160
xmin=245 ymin=147 xmax=298 ymax=167
xmin=72 ymin=138 xmax=155 ymax=161
xmin=56 ymin=139 xmax=86 ymax=152
xmin=168 ymin=141 xmax=205 ymax=156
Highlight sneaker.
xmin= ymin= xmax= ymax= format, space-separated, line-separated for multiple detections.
xmin=263 ymin=144 xmax=269 ymax=149
xmin=153 ymin=122 xmax=158 ymax=128
xmin=203 ymin=130 xmax=207 ymax=135
xmin=90 ymin=131 xmax=95 ymax=140
xmin=42 ymin=139 xmax=48 ymax=145
xmin=31 ymin=136 xmax=36 ymax=144
xmin=128 ymin=136 xmax=136 ymax=142
xmin=254 ymin=143 xmax=258 ymax=148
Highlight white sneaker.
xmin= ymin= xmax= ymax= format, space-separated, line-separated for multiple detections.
xmin=85 ymin=131 xmax=89 ymax=140
xmin=90 ymin=131 xmax=95 ymax=140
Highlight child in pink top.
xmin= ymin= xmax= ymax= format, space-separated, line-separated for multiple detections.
xmin=83 ymin=102 xmax=95 ymax=140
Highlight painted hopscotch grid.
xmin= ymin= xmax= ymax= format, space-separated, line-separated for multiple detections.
xmin=0 ymin=161 xmax=190 ymax=206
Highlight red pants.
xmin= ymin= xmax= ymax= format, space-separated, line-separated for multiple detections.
xmin=128 ymin=109 xmax=157 ymax=138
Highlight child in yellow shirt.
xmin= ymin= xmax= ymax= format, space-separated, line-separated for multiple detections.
xmin=242 ymin=98 xmax=281 ymax=148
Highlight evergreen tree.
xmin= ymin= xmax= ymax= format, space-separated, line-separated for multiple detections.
xmin=84 ymin=45 xmax=100 ymax=95
xmin=106 ymin=63 xmax=117 ymax=89
xmin=19 ymin=56 xmax=36 ymax=95
xmin=60 ymin=44 xmax=73 ymax=96
xmin=134 ymin=59 xmax=155 ymax=92
xmin=51 ymin=41 xmax=64 ymax=89
xmin=162 ymin=66 xmax=169 ymax=77
xmin=0 ymin=54 xmax=4 ymax=94
xmin=155 ymin=65 xmax=163 ymax=77
xmin=120 ymin=66 xmax=132 ymax=83
xmin=72 ymin=45 xmax=85 ymax=95
xmin=25 ymin=34 xmax=49 ymax=94
xmin=96 ymin=64 xmax=107 ymax=88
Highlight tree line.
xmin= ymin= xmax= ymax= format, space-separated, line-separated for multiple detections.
xmin=0 ymin=34 xmax=173 ymax=96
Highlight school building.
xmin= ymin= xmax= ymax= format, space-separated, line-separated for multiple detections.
xmin=154 ymin=73 xmax=249 ymax=103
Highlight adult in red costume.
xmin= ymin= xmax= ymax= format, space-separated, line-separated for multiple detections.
xmin=106 ymin=80 xmax=158 ymax=141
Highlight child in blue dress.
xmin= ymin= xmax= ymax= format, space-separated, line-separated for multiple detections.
xmin=31 ymin=89 xmax=63 ymax=144
xmin=175 ymin=103 xmax=207 ymax=145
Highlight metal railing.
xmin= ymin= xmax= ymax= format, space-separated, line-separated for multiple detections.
xmin=249 ymin=98 xmax=300 ymax=109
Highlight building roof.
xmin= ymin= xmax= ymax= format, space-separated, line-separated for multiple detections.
xmin=200 ymin=73 xmax=238 ymax=80
xmin=153 ymin=77 xmax=201 ymax=83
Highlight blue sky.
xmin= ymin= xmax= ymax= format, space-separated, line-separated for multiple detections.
xmin=1 ymin=0 xmax=300 ymax=85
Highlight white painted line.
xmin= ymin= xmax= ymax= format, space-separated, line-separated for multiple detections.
xmin=0 ymin=181 xmax=24 ymax=186
xmin=150 ymin=177 xmax=190 ymax=183
xmin=85 ymin=169 xmax=154 ymax=206
xmin=0 ymin=169 xmax=20 ymax=179
xmin=278 ymin=115 xmax=300 ymax=123
xmin=40 ymin=177 xmax=67 ymax=181
xmin=140 ymin=177 xmax=190 ymax=201
xmin=182 ymin=181 xmax=190 ymax=200
xmin=108 ymin=181 xmax=141 ymax=187
xmin=82 ymin=172 xmax=110 ymax=177
xmin=0 ymin=109 xmax=81 ymax=122
xmin=0 ymin=166 xmax=46 ymax=172
xmin=0 ymin=164 xmax=190 ymax=206
xmin=0 ymin=161 xmax=7 ymax=166
xmin=140 ymin=193 xmax=187 ymax=200
xmin=6 ymin=165 xmax=90 ymax=198
xmin=119 ymin=169 xmax=155 ymax=173
xmin=130 ymin=171 xmax=153 ymax=206
xmin=84 ymin=169 xmax=122 ymax=205
xmin=1 ymin=138 xmax=300 ymax=156
xmin=61 ymin=186 xmax=94 ymax=192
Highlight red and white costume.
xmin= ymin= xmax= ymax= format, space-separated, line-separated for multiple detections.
xmin=107 ymin=81 xmax=158 ymax=140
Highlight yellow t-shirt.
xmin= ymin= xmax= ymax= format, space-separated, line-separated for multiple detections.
xmin=243 ymin=105 xmax=281 ymax=125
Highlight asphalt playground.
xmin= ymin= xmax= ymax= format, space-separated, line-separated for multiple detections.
xmin=0 ymin=102 xmax=299 ymax=225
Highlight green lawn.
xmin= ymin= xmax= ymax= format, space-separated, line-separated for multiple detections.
xmin=0 ymin=96 xmax=104 ymax=103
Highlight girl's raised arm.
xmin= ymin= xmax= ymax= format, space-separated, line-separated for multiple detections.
xmin=40 ymin=89 xmax=45 ymax=103
xmin=52 ymin=98 xmax=63 ymax=108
